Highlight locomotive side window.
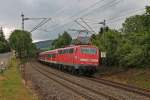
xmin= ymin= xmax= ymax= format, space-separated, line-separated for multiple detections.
xmin=81 ymin=48 xmax=97 ymax=54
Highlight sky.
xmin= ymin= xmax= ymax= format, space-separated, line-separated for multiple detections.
xmin=0 ymin=0 xmax=149 ymax=42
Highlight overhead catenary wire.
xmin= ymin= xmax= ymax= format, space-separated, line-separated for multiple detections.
xmin=82 ymin=8 xmax=145 ymax=25
xmin=30 ymin=18 xmax=51 ymax=32
xmin=79 ymin=18 xmax=96 ymax=34
xmin=41 ymin=0 xmax=120 ymax=34
xmin=74 ymin=20 xmax=89 ymax=31
xmin=81 ymin=0 xmax=121 ymax=17
xmin=38 ymin=0 xmax=105 ymax=32
xmin=42 ymin=0 xmax=120 ymax=33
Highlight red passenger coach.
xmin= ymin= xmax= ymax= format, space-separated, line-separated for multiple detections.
xmin=38 ymin=45 xmax=100 ymax=75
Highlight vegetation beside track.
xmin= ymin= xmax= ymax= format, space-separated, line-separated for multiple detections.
xmin=0 ymin=57 xmax=35 ymax=100
xmin=96 ymin=67 xmax=150 ymax=90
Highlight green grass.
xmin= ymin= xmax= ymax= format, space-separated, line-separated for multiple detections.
xmin=0 ymin=58 xmax=34 ymax=100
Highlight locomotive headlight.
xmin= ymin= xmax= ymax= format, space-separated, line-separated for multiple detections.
xmin=80 ymin=59 xmax=98 ymax=62
xmin=90 ymin=59 xmax=98 ymax=62
xmin=80 ymin=59 xmax=88 ymax=62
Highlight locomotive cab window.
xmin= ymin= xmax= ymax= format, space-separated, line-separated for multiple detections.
xmin=80 ymin=48 xmax=97 ymax=54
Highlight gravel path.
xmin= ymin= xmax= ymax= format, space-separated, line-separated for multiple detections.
xmin=0 ymin=52 xmax=11 ymax=69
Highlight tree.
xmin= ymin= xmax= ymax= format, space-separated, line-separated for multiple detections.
xmin=120 ymin=6 xmax=150 ymax=67
xmin=92 ymin=29 xmax=122 ymax=66
xmin=146 ymin=6 xmax=150 ymax=14
xmin=0 ymin=27 xmax=5 ymax=42
xmin=116 ymin=32 xmax=150 ymax=67
xmin=52 ymin=31 xmax=72 ymax=49
xmin=122 ymin=6 xmax=150 ymax=33
xmin=9 ymin=30 xmax=34 ymax=58
xmin=0 ymin=27 xmax=10 ymax=53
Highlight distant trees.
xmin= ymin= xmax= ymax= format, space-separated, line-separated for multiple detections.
xmin=52 ymin=31 xmax=72 ymax=49
xmin=9 ymin=30 xmax=36 ymax=58
xmin=92 ymin=6 xmax=150 ymax=68
xmin=0 ymin=27 xmax=10 ymax=53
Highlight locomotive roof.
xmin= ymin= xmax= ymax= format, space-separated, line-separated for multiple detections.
xmin=39 ymin=44 xmax=97 ymax=55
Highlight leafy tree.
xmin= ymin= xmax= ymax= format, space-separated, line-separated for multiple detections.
xmin=146 ymin=6 xmax=150 ymax=14
xmin=0 ymin=27 xmax=6 ymax=42
xmin=9 ymin=30 xmax=35 ymax=58
xmin=52 ymin=31 xmax=72 ymax=49
xmin=0 ymin=27 xmax=10 ymax=53
xmin=0 ymin=41 xmax=5 ymax=53
xmin=120 ymin=6 xmax=150 ymax=68
xmin=116 ymin=32 xmax=150 ymax=67
xmin=92 ymin=29 xmax=122 ymax=66
xmin=27 ymin=43 xmax=37 ymax=57
xmin=122 ymin=6 xmax=150 ymax=33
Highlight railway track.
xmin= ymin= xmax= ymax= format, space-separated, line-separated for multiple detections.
xmin=29 ymin=61 xmax=150 ymax=100
xmin=87 ymin=77 xmax=150 ymax=98
xmin=30 ymin=62 xmax=118 ymax=100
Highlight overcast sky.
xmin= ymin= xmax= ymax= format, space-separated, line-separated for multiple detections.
xmin=0 ymin=0 xmax=149 ymax=42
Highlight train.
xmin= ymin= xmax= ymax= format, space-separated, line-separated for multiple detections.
xmin=38 ymin=45 xmax=100 ymax=75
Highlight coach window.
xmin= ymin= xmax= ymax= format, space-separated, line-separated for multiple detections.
xmin=66 ymin=49 xmax=69 ymax=54
xmin=58 ymin=50 xmax=62 ymax=54
xmin=48 ymin=54 xmax=52 ymax=58
xmin=69 ymin=49 xmax=74 ymax=53
xmin=53 ymin=54 xmax=56 ymax=58
xmin=61 ymin=50 xmax=65 ymax=54
xmin=63 ymin=50 xmax=66 ymax=54
xmin=63 ymin=49 xmax=68 ymax=54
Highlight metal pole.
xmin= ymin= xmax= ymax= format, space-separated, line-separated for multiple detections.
xmin=21 ymin=13 xmax=24 ymax=31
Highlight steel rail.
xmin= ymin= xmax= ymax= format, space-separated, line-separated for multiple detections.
xmin=87 ymin=78 xmax=150 ymax=98
xmin=31 ymin=62 xmax=118 ymax=100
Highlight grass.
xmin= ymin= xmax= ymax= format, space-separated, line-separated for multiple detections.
xmin=0 ymin=57 xmax=34 ymax=100
xmin=97 ymin=67 xmax=150 ymax=90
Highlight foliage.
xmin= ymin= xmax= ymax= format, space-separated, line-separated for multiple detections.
xmin=116 ymin=32 xmax=150 ymax=67
xmin=52 ymin=31 xmax=72 ymax=49
xmin=92 ymin=29 xmax=122 ymax=66
xmin=9 ymin=30 xmax=36 ymax=58
xmin=92 ymin=6 xmax=150 ymax=68
xmin=0 ymin=28 xmax=10 ymax=53
xmin=122 ymin=7 xmax=150 ymax=33
xmin=146 ymin=6 xmax=150 ymax=14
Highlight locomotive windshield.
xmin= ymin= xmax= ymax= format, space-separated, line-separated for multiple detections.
xmin=80 ymin=48 xmax=97 ymax=54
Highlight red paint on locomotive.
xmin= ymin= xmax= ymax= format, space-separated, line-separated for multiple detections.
xmin=38 ymin=45 xmax=100 ymax=74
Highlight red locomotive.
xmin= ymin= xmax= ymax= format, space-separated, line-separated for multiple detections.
xmin=38 ymin=45 xmax=100 ymax=75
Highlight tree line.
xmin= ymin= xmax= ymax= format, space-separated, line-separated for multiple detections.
xmin=92 ymin=6 xmax=150 ymax=68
